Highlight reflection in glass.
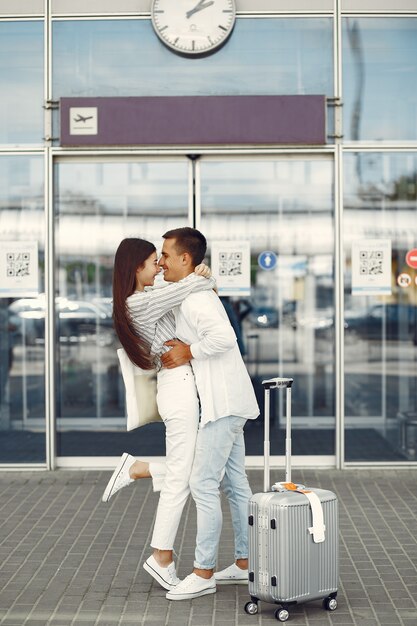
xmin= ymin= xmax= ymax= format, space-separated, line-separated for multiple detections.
xmin=344 ymin=153 xmax=417 ymax=461
xmin=200 ymin=158 xmax=335 ymax=456
xmin=53 ymin=18 xmax=333 ymax=98
xmin=0 ymin=156 xmax=45 ymax=462
xmin=0 ymin=21 xmax=43 ymax=144
xmin=54 ymin=160 xmax=189 ymax=456
xmin=343 ymin=18 xmax=417 ymax=141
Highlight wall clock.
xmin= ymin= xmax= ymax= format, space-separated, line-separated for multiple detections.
xmin=151 ymin=0 xmax=236 ymax=57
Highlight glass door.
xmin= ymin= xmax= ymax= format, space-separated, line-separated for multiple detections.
xmin=54 ymin=154 xmax=336 ymax=463
xmin=54 ymin=157 xmax=191 ymax=458
xmin=198 ymin=156 xmax=336 ymax=459
xmin=0 ymin=155 xmax=46 ymax=464
xmin=344 ymin=153 xmax=417 ymax=463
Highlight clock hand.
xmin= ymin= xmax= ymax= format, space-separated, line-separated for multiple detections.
xmin=186 ymin=1 xmax=215 ymax=19
xmin=187 ymin=0 xmax=210 ymax=13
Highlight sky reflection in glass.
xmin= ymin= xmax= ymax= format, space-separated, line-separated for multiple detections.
xmin=53 ymin=18 xmax=333 ymax=98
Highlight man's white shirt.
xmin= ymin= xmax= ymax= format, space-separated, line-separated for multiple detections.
xmin=126 ymin=273 xmax=215 ymax=369
xmin=174 ymin=290 xmax=259 ymax=427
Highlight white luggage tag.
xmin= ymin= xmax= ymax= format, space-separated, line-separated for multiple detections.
xmin=272 ymin=482 xmax=326 ymax=543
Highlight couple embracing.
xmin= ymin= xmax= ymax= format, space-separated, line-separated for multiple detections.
xmin=102 ymin=227 xmax=259 ymax=601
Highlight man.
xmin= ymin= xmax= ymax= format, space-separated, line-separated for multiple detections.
xmin=158 ymin=227 xmax=259 ymax=601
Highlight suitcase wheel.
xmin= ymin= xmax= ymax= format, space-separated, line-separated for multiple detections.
xmin=323 ymin=596 xmax=338 ymax=611
xmin=275 ymin=608 xmax=290 ymax=622
xmin=244 ymin=601 xmax=259 ymax=615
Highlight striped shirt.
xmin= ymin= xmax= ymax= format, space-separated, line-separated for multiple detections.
xmin=126 ymin=273 xmax=216 ymax=369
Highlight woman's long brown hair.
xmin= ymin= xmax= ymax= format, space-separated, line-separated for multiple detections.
xmin=112 ymin=238 xmax=156 ymax=369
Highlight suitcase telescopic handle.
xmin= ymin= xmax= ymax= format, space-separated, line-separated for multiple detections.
xmin=262 ymin=378 xmax=293 ymax=492
xmin=262 ymin=378 xmax=293 ymax=390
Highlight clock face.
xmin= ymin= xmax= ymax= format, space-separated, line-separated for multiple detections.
xmin=151 ymin=0 xmax=236 ymax=56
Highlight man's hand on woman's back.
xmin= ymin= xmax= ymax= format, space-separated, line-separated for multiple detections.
xmin=162 ymin=339 xmax=192 ymax=368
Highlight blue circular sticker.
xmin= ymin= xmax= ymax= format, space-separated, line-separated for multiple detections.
xmin=258 ymin=251 xmax=277 ymax=271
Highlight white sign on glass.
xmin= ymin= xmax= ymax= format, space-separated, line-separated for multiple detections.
xmin=0 ymin=241 xmax=39 ymax=297
xmin=69 ymin=107 xmax=98 ymax=135
xmin=211 ymin=240 xmax=251 ymax=296
xmin=351 ymin=239 xmax=392 ymax=296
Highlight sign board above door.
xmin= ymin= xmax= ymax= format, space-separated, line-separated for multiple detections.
xmin=60 ymin=95 xmax=326 ymax=147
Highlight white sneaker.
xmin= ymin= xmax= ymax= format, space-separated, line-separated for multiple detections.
xmin=101 ymin=452 xmax=135 ymax=502
xmin=214 ymin=563 xmax=248 ymax=585
xmin=143 ymin=555 xmax=180 ymax=591
xmin=166 ymin=573 xmax=216 ymax=601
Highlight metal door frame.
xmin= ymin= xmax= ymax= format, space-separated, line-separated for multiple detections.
xmin=48 ymin=149 xmax=339 ymax=471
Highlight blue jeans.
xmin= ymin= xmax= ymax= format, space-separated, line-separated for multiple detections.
xmin=189 ymin=415 xmax=252 ymax=570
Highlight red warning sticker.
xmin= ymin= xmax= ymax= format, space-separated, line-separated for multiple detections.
xmin=405 ymin=249 xmax=417 ymax=269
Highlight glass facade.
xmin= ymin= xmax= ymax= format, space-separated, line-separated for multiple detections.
xmin=0 ymin=3 xmax=416 ymax=467
xmin=0 ymin=21 xmax=43 ymax=145
xmin=0 ymin=155 xmax=45 ymax=463
xmin=53 ymin=18 xmax=333 ymax=98
xmin=343 ymin=18 xmax=417 ymax=141
xmin=344 ymin=153 xmax=417 ymax=461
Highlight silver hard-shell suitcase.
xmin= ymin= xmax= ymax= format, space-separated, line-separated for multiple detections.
xmin=245 ymin=378 xmax=338 ymax=622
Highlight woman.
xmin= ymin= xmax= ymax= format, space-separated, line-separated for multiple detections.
xmin=101 ymin=237 xmax=215 ymax=591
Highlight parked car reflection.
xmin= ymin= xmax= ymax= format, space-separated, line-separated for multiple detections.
xmin=247 ymin=305 xmax=279 ymax=328
xmin=344 ymin=304 xmax=417 ymax=344
xmin=294 ymin=309 xmax=334 ymax=332
xmin=8 ymin=294 xmax=115 ymax=346
xmin=281 ymin=302 xmax=416 ymax=345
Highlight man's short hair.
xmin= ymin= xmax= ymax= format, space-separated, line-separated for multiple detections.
xmin=162 ymin=227 xmax=207 ymax=266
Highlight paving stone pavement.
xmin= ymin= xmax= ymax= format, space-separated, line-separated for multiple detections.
xmin=0 ymin=468 xmax=416 ymax=626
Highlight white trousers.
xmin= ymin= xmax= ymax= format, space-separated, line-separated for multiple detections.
xmin=149 ymin=364 xmax=199 ymax=550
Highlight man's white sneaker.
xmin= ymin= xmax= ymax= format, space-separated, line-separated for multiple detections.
xmin=101 ymin=452 xmax=135 ymax=502
xmin=143 ymin=555 xmax=180 ymax=590
xmin=166 ymin=573 xmax=216 ymax=600
xmin=214 ymin=563 xmax=248 ymax=585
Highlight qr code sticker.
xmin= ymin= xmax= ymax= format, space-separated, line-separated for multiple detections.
xmin=359 ymin=250 xmax=383 ymax=275
xmin=219 ymin=251 xmax=242 ymax=276
xmin=6 ymin=252 xmax=31 ymax=278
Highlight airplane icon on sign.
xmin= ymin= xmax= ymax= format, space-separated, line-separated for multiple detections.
xmin=73 ymin=114 xmax=94 ymax=123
